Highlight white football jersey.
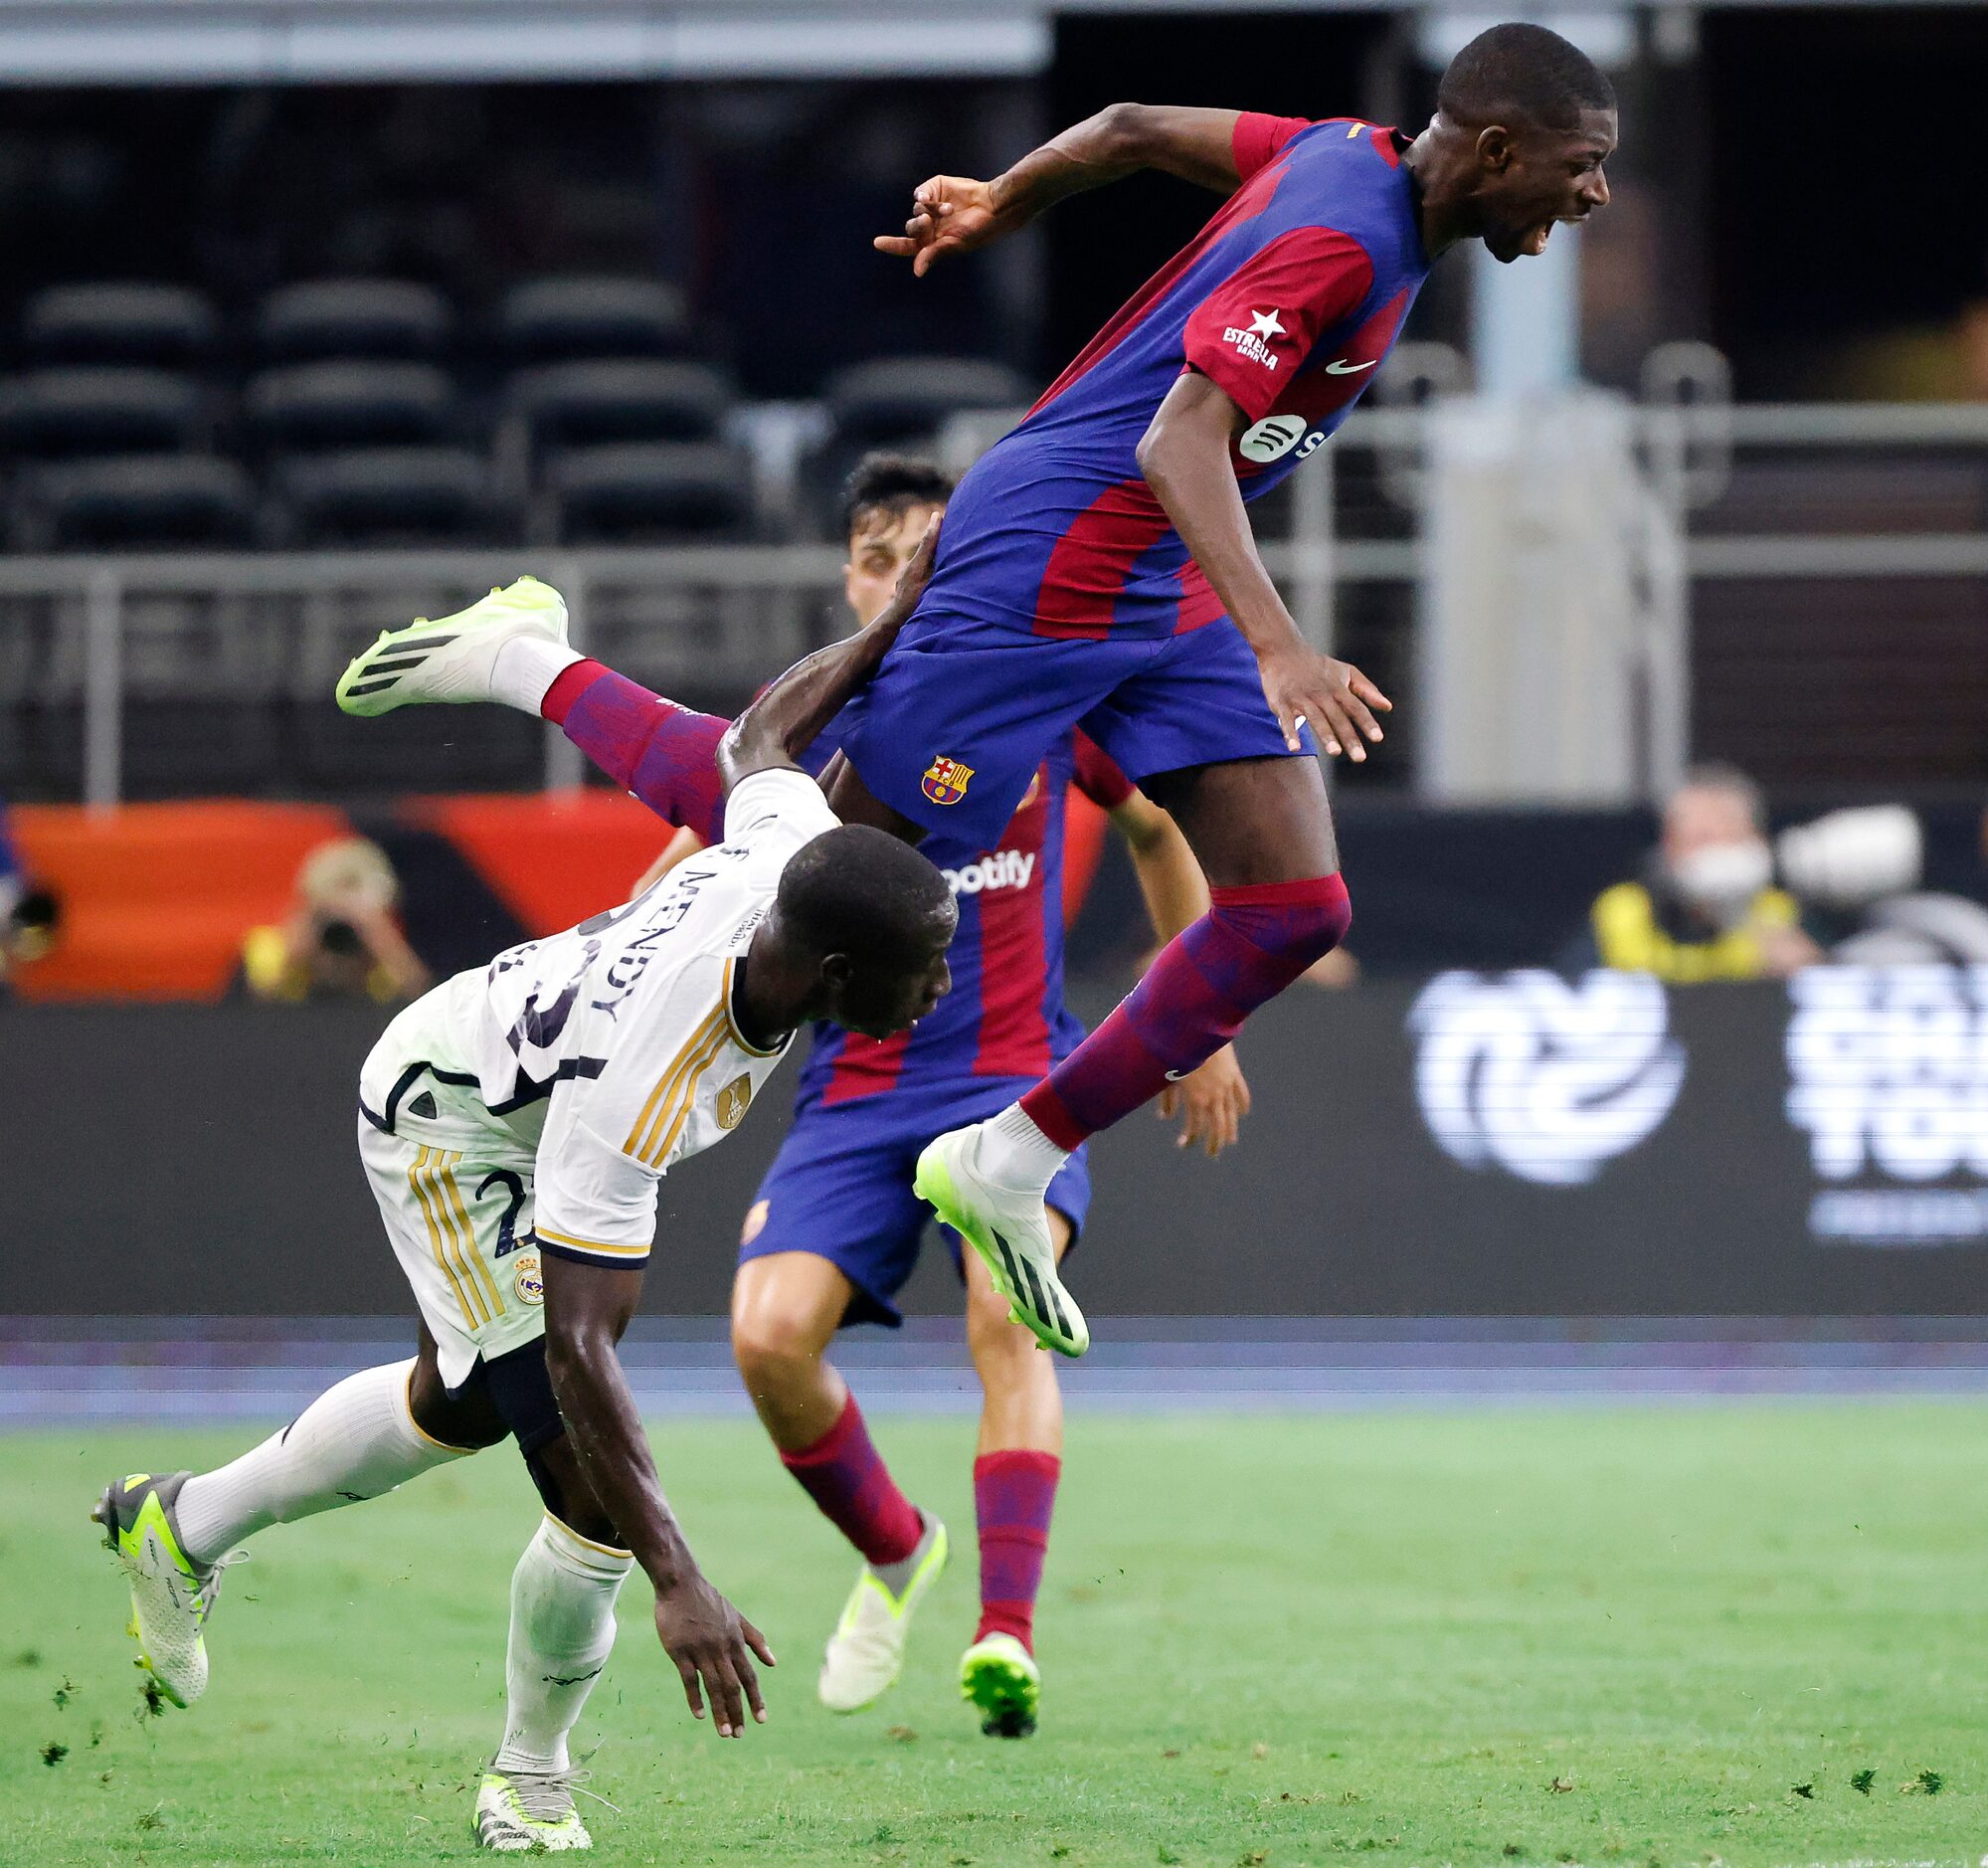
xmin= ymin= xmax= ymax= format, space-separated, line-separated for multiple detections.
xmin=360 ymin=768 xmax=838 ymax=1268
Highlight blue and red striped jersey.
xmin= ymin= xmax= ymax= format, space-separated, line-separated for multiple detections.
xmin=919 ymin=112 xmax=1430 ymax=643
xmin=796 ymin=728 xmax=1134 ymax=1105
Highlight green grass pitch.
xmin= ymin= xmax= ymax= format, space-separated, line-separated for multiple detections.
xmin=6 ymin=1404 xmax=1985 ymax=1866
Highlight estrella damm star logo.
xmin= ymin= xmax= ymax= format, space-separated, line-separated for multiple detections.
xmin=922 ymin=756 xmax=975 ymax=806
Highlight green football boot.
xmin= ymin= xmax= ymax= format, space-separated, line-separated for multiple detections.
xmin=335 ymin=575 xmax=570 ymax=717
xmin=915 ymin=1125 xmax=1088 ymax=1357
xmin=960 ymin=1631 xmax=1040 ymax=1739
xmin=474 ymin=1768 xmax=597 ymax=1852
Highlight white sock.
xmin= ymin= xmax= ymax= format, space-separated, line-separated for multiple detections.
xmin=490 ymin=635 xmax=584 ymax=715
xmin=174 ymin=1360 xmax=469 ymax=1565
xmin=975 ymin=1101 xmax=1069 ymax=1193
xmin=494 ymin=1515 xmax=633 ymax=1775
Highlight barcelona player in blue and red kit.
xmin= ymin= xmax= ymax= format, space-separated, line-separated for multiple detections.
xmin=506 ymin=458 xmax=1246 ymax=1739
xmin=827 ymin=23 xmax=1618 ymax=1356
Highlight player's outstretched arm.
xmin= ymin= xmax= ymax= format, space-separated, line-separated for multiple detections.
xmin=540 ymin=1251 xmax=776 ymax=1739
xmin=715 ymin=515 xmax=938 ymax=793
xmin=874 ymin=104 xmax=1248 ymax=276
xmin=1138 ymin=370 xmax=1391 ymax=760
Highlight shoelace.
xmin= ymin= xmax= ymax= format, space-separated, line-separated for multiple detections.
xmin=504 ymin=1769 xmax=621 ymax=1822
xmin=189 ymin=1548 xmax=250 ymax=1624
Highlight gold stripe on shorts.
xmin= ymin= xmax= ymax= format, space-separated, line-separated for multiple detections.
xmin=408 ymin=1144 xmax=481 ymax=1328
xmin=435 ymin=1151 xmax=507 ymax=1322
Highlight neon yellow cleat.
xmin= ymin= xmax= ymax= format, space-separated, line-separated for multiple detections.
xmin=915 ymin=1126 xmax=1089 ymax=1357
xmin=818 ymin=1514 xmax=948 ymax=1714
xmin=474 ymin=1769 xmax=596 ymax=1852
xmin=335 ymin=576 xmax=569 ymax=717
xmin=91 ymin=1470 xmax=236 ymax=1710
xmin=960 ymin=1631 xmax=1040 ymax=1739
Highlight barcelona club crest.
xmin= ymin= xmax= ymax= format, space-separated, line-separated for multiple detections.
xmin=922 ymin=755 xmax=975 ymax=807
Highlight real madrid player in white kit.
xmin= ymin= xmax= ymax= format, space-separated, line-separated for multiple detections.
xmin=92 ymin=528 xmax=956 ymax=1853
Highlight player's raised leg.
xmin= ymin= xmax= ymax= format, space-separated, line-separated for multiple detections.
xmin=338 ymin=578 xmax=739 ymax=846
xmin=920 ymin=758 xmax=1347 ymax=1354
xmin=93 ymin=1335 xmax=497 ymax=1708
xmin=730 ymin=1253 xmax=946 ymax=1713
xmin=957 ymin=1214 xmax=1068 ymax=1738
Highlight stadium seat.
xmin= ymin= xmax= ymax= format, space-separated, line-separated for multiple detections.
xmin=504 ymin=359 xmax=734 ymax=450
xmin=0 ymin=367 xmax=209 ymax=460
xmin=822 ymin=355 xmax=1032 ymax=448
xmin=16 ymin=456 xmax=257 ymax=551
xmin=19 ymin=283 xmax=220 ymax=368
xmin=806 ymin=355 xmax=1031 ymax=530
xmin=245 ymin=360 xmax=456 ymax=453
xmin=496 ymin=276 xmax=689 ymax=361
xmin=542 ymin=440 xmax=754 ymax=543
xmin=255 ymin=280 xmax=454 ymax=362
xmin=276 ymin=446 xmax=497 ymax=545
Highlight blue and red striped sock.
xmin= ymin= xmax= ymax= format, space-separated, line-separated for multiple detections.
xmin=975 ymin=1449 xmax=1061 ymax=1652
xmin=779 ymin=1394 xmax=923 ymax=1569
xmin=1021 ymin=873 xmax=1352 ymax=1149
xmin=541 ymin=659 xmax=729 ymax=845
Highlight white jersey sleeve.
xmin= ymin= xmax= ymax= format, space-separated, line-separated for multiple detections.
xmin=721 ymin=766 xmax=839 ymax=863
xmin=528 ymin=1082 xmax=667 ymax=1270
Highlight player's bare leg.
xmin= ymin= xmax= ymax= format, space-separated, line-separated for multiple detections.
xmin=731 ymin=1253 xmax=946 ymax=1713
xmin=958 ymin=1214 xmax=1068 ymax=1738
xmin=917 ymin=757 xmax=1348 ymax=1355
xmin=92 ymin=1326 xmax=492 ymax=1710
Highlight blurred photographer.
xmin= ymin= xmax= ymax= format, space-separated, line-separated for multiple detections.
xmin=1778 ymin=804 xmax=1988 ymax=965
xmin=1566 ymin=764 xmax=1820 ymax=982
xmin=240 ymin=836 xmax=431 ymax=1005
xmin=0 ymin=797 xmax=60 ymax=993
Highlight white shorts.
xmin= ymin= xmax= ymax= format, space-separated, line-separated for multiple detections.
xmin=357 ymin=1079 xmax=548 ymax=1390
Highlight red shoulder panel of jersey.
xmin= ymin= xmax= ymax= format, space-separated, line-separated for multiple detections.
xmin=1180 ymin=225 xmax=1375 ymax=423
xmin=1231 ymin=111 xmax=1314 ymax=183
xmin=1072 ymin=730 xmax=1136 ymax=811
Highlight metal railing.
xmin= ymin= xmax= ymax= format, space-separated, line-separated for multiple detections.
xmin=3 ymin=399 xmax=1982 ymax=808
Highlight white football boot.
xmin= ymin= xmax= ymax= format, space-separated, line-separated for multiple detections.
xmin=915 ymin=1126 xmax=1089 ymax=1357
xmin=91 ymin=1469 xmax=242 ymax=1710
xmin=817 ymin=1514 xmax=949 ymax=1714
xmin=335 ymin=576 xmax=571 ymax=717
xmin=474 ymin=1768 xmax=596 ymax=1853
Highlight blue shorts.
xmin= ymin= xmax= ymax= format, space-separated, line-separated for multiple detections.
xmin=739 ymin=1079 xmax=1093 ymax=1329
xmin=836 ymin=608 xmax=1318 ymax=848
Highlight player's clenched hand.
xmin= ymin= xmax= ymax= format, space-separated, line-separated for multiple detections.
xmin=873 ymin=176 xmax=1020 ymax=276
xmin=653 ymin=1573 xmax=777 ymax=1739
xmin=1157 ymin=1043 xmax=1251 ymax=1157
xmin=1256 ymin=645 xmax=1391 ymax=761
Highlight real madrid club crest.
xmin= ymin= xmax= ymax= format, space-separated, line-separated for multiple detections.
xmin=922 ymin=755 xmax=974 ymax=807
xmin=512 ymin=1251 xmax=546 ymax=1306
xmin=715 ymin=1073 xmax=753 ymax=1132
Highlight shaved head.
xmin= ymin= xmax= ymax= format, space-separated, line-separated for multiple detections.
xmin=1439 ymin=22 xmax=1615 ymax=132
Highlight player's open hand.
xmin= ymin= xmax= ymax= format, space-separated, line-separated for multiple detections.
xmin=653 ymin=1573 xmax=777 ymax=1739
xmin=1157 ymin=1042 xmax=1251 ymax=1157
xmin=1256 ymin=645 xmax=1391 ymax=761
xmin=873 ymin=176 xmax=1018 ymax=276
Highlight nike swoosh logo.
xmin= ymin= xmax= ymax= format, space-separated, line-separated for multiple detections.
xmin=1324 ymin=358 xmax=1376 ymax=375
xmin=1164 ymin=1068 xmax=1189 ymax=1081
